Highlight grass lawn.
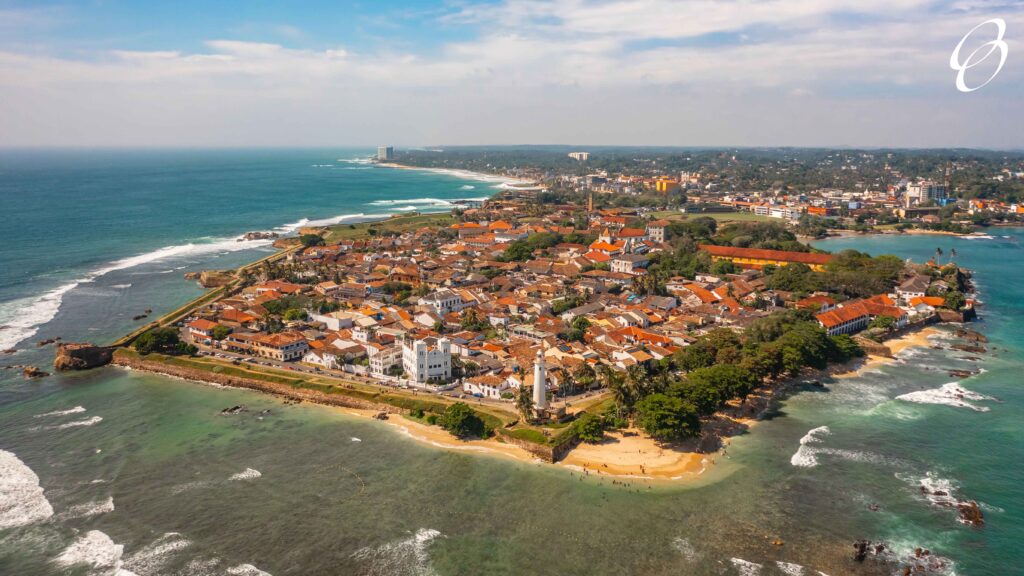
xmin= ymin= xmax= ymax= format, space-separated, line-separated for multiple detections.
xmin=648 ymin=210 xmax=775 ymax=223
xmin=325 ymin=212 xmax=455 ymax=243
xmin=116 ymin=348 xmax=517 ymax=426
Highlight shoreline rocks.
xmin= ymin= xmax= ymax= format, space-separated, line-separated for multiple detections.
xmin=54 ymin=343 xmax=115 ymax=371
xmin=958 ymin=500 xmax=984 ymax=526
xmin=239 ymin=231 xmax=279 ymax=241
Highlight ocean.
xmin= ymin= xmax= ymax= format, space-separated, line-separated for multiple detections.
xmin=0 ymin=151 xmax=1021 ymax=575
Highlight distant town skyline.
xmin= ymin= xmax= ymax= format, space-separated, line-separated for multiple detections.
xmin=0 ymin=0 xmax=1021 ymax=148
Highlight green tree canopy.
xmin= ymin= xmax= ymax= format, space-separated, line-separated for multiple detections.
xmin=438 ymin=402 xmax=486 ymax=438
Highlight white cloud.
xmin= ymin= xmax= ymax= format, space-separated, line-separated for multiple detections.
xmin=0 ymin=0 xmax=1020 ymax=147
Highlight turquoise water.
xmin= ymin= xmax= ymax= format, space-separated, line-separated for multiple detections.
xmin=0 ymin=149 xmax=502 ymax=352
xmin=1 ymin=152 xmax=1022 ymax=575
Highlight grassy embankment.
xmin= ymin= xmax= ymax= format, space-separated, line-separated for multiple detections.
xmin=115 ymin=347 xmax=514 ymax=429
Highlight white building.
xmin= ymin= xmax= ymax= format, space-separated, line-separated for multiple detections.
xmin=367 ymin=342 xmax=402 ymax=377
xmin=377 ymin=146 xmax=394 ymax=161
xmin=463 ymin=375 xmax=511 ymax=399
xmin=418 ymin=289 xmax=464 ymax=315
xmin=905 ymin=181 xmax=947 ymax=206
xmin=402 ymin=336 xmax=452 ymax=383
xmin=568 ymin=151 xmax=589 ymax=161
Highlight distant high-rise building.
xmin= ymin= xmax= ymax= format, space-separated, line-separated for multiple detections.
xmin=377 ymin=146 xmax=394 ymax=161
xmin=568 ymin=151 xmax=589 ymax=161
xmin=905 ymin=181 xmax=947 ymax=207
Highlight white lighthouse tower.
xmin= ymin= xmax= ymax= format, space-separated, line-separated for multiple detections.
xmin=532 ymin=350 xmax=548 ymax=410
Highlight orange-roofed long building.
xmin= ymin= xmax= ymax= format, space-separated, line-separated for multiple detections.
xmin=698 ymin=245 xmax=833 ymax=271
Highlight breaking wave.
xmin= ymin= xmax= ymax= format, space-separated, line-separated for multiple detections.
xmin=228 ymin=564 xmax=273 ymax=576
xmin=60 ymin=496 xmax=115 ymax=520
xmin=790 ymin=426 xmax=830 ymax=467
xmin=896 ymin=382 xmax=992 ymax=412
xmin=775 ymin=561 xmax=805 ymax=575
xmin=0 ymin=449 xmax=54 ymax=529
xmin=123 ymin=532 xmax=191 ymax=574
xmin=54 ymin=530 xmax=137 ymax=575
xmin=351 ymin=528 xmax=443 ymax=576
xmin=229 ymin=468 xmax=262 ymax=481
xmin=729 ymin=557 xmax=763 ymax=576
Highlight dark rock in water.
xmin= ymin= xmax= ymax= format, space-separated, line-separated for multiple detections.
xmin=867 ymin=503 xmax=881 ymax=512
xmin=955 ymin=327 xmax=988 ymax=343
xmin=958 ymin=500 xmax=984 ymax=526
xmin=36 ymin=338 xmax=58 ymax=347
xmin=373 ymin=411 xmax=389 ymax=420
xmin=874 ymin=543 xmax=886 ymax=555
xmin=219 ymin=405 xmax=246 ymax=415
xmin=133 ymin=314 xmax=148 ymax=321
xmin=948 ymin=369 xmax=977 ymax=378
xmin=260 ymin=409 xmax=272 ymax=416
xmin=2 ymin=348 xmax=16 ymax=355
xmin=54 ymin=343 xmax=114 ymax=371
xmin=22 ymin=366 xmax=49 ymax=378
xmin=144 ymin=309 xmax=152 ymax=314
xmin=853 ymin=539 xmax=870 ymax=562
xmin=952 ymin=343 xmax=986 ymax=354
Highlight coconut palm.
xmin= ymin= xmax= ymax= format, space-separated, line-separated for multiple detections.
xmin=935 ymin=247 xmax=944 ymax=264
xmin=949 ymin=248 xmax=958 ymax=263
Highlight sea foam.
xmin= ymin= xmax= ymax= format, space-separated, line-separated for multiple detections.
xmin=35 ymin=406 xmax=87 ymax=418
xmin=52 ymin=416 xmax=103 ymax=429
xmin=55 ymin=530 xmax=138 ymax=576
xmin=227 ymin=564 xmax=273 ymax=576
xmin=229 ymin=468 xmax=262 ymax=481
xmin=896 ymin=382 xmax=992 ymax=412
xmin=351 ymin=528 xmax=443 ymax=576
xmin=0 ymin=450 xmax=54 ymax=529
xmin=729 ymin=558 xmax=763 ymax=576
xmin=60 ymin=496 xmax=115 ymax=520
xmin=790 ymin=426 xmax=830 ymax=467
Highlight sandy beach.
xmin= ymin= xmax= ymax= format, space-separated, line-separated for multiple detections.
xmin=376 ymin=162 xmax=535 ymax=186
xmin=560 ymin=429 xmax=710 ymax=480
xmin=328 ymin=326 xmax=946 ymax=482
xmin=833 ymin=325 xmax=942 ymax=379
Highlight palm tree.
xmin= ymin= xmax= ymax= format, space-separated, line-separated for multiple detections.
xmin=949 ymin=248 xmax=958 ymax=264
xmin=935 ymin=247 xmax=944 ymax=264
xmin=607 ymin=378 xmax=631 ymax=419
xmin=573 ymin=363 xmax=597 ymax=391
xmin=625 ymin=364 xmax=649 ymax=399
xmin=560 ymin=371 xmax=576 ymax=398
xmin=516 ymin=385 xmax=534 ymax=422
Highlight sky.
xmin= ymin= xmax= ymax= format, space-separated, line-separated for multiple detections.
xmin=0 ymin=0 xmax=1022 ymax=148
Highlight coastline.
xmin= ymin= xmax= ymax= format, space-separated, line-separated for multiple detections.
xmin=109 ymin=321 xmax=948 ymax=484
xmin=375 ymin=161 xmax=535 ymax=187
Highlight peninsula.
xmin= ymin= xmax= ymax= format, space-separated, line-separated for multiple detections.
xmin=73 ymin=148 xmax=990 ymax=480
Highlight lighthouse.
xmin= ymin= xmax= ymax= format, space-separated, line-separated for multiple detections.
xmin=532 ymin=349 xmax=548 ymax=410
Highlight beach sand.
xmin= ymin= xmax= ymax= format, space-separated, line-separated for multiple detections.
xmin=833 ymin=325 xmax=941 ymax=379
xmin=560 ymin=429 xmax=710 ymax=480
xmin=325 ymin=326 xmax=944 ymax=482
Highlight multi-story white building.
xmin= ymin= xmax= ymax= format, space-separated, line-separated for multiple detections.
xmin=377 ymin=146 xmax=394 ymax=161
xmin=418 ymin=289 xmax=464 ymax=315
xmin=568 ymin=151 xmax=589 ymax=161
xmin=402 ymin=336 xmax=452 ymax=383
xmin=367 ymin=342 xmax=402 ymax=377
xmin=905 ymin=181 xmax=947 ymax=206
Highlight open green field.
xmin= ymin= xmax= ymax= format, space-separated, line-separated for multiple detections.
xmin=649 ymin=210 xmax=776 ymax=223
xmin=324 ymin=212 xmax=456 ymax=242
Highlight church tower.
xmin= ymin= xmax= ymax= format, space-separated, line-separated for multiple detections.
xmin=532 ymin=350 xmax=547 ymax=410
